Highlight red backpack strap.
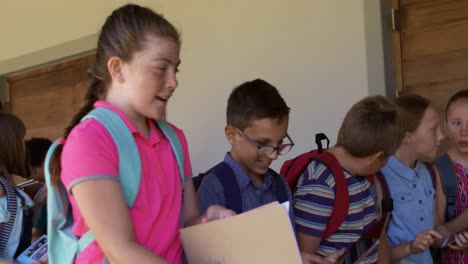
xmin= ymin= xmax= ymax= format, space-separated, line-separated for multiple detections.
xmin=280 ymin=150 xmax=349 ymax=240
xmin=280 ymin=133 xmax=331 ymax=191
xmin=317 ymin=152 xmax=349 ymax=240
xmin=281 ymin=151 xmax=317 ymax=190
xmin=280 ymin=134 xmax=348 ymax=240
xmin=365 ymin=174 xmax=374 ymax=184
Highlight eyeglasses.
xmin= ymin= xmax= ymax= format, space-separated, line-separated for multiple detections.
xmin=234 ymin=127 xmax=294 ymax=157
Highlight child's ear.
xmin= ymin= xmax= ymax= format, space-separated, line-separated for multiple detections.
xmin=402 ymin=131 xmax=414 ymax=144
xmin=225 ymin=125 xmax=237 ymax=146
xmin=367 ymin=151 xmax=386 ymax=165
xmin=376 ymin=151 xmax=387 ymax=161
xmin=365 ymin=151 xmax=388 ymax=173
xmin=108 ymin=56 xmax=125 ymax=83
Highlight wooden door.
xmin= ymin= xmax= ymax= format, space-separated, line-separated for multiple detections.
xmin=392 ymin=0 xmax=468 ymax=112
xmin=4 ymin=54 xmax=95 ymax=139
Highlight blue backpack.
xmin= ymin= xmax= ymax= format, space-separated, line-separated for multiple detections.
xmin=44 ymin=107 xmax=186 ymax=264
xmin=435 ymin=154 xmax=458 ymax=221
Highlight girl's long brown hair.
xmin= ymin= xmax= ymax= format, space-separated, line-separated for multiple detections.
xmin=0 ymin=112 xmax=28 ymax=181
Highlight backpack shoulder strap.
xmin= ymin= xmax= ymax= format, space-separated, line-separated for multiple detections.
xmin=69 ymin=107 xmax=142 ymax=261
xmin=0 ymin=177 xmax=18 ymax=256
xmin=82 ymin=107 xmax=141 ymax=208
xmin=44 ymin=139 xmax=71 ymax=225
xmin=280 ymin=152 xmax=315 ymax=191
xmin=45 ymin=138 xmax=104 ymax=263
xmin=374 ymin=171 xmax=393 ymax=213
xmin=281 ymin=133 xmax=331 ymax=191
xmin=435 ymin=154 xmax=458 ymax=221
xmin=13 ymin=188 xmax=33 ymax=258
xmin=211 ymin=162 xmax=243 ymax=214
xmin=309 ymin=151 xmax=349 ymax=241
xmin=268 ymin=169 xmax=289 ymax=203
xmin=156 ymin=120 xmax=185 ymax=186
xmin=423 ymin=162 xmax=437 ymax=191
xmin=360 ymin=171 xmax=394 ymax=239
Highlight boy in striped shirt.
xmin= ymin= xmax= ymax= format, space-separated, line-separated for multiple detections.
xmin=294 ymin=96 xmax=402 ymax=264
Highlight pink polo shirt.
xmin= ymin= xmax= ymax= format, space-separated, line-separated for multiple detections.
xmin=61 ymin=101 xmax=192 ymax=264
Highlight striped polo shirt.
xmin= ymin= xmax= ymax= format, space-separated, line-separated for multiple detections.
xmin=294 ymin=160 xmax=378 ymax=263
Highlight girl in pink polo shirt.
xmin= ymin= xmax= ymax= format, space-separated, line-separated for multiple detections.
xmin=49 ymin=4 xmax=234 ymax=264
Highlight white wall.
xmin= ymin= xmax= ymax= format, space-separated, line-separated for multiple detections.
xmin=167 ymin=1 xmax=371 ymax=173
xmin=0 ymin=0 xmax=386 ymax=174
xmin=364 ymin=0 xmax=387 ymax=96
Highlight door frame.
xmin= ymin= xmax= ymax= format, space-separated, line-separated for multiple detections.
xmin=0 ymin=34 xmax=98 ymax=111
xmin=380 ymin=0 xmax=401 ymax=98
xmin=0 ymin=51 xmax=95 ymax=112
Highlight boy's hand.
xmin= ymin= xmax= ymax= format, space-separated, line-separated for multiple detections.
xmin=409 ymin=230 xmax=442 ymax=254
xmin=448 ymin=231 xmax=468 ymax=250
xmin=301 ymin=248 xmax=346 ymax=264
xmin=201 ymin=205 xmax=236 ymax=223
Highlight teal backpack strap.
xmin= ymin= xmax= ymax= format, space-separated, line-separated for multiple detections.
xmin=45 ymin=138 xmax=82 ymax=264
xmin=156 ymin=120 xmax=186 ymax=226
xmin=81 ymin=107 xmax=142 ymax=264
xmin=157 ymin=120 xmax=186 ymax=186
xmin=76 ymin=232 xmax=108 ymax=264
xmin=435 ymin=154 xmax=458 ymax=221
xmin=83 ymin=107 xmax=142 ymax=207
xmin=77 ymin=231 xmax=95 ymax=252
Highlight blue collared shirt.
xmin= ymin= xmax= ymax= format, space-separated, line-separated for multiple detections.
xmin=197 ymin=153 xmax=294 ymax=221
xmin=381 ymin=156 xmax=435 ymax=264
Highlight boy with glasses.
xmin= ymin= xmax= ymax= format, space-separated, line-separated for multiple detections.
xmin=197 ymin=79 xmax=294 ymax=219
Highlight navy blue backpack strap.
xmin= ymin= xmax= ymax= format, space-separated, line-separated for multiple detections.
xmin=211 ymin=162 xmax=243 ymax=214
xmin=435 ymin=154 xmax=458 ymax=221
xmin=360 ymin=171 xmax=393 ymax=240
xmin=268 ymin=169 xmax=289 ymax=203
xmin=0 ymin=177 xmax=18 ymax=256
xmin=423 ymin=162 xmax=437 ymax=192
xmin=374 ymin=171 xmax=393 ymax=214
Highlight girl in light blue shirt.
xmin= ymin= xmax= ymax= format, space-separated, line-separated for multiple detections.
xmin=380 ymin=95 xmax=444 ymax=264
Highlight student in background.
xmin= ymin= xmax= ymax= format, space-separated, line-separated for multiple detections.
xmin=25 ymin=137 xmax=52 ymax=243
xmin=25 ymin=138 xmax=51 ymax=208
xmin=26 ymin=138 xmax=52 ymax=184
xmin=0 ymin=112 xmax=34 ymax=260
xmin=435 ymin=89 xmax=468 ymax=263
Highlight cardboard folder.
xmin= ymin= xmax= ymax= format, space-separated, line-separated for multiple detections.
xmin=180 ymin=202 xmax=301 ymax=264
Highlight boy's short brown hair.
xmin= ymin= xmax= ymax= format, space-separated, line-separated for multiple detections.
xmin=337 ymin=95 xmax=402 ymax=157
xmin=227 ymin=79 xmax=290 ymax=130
